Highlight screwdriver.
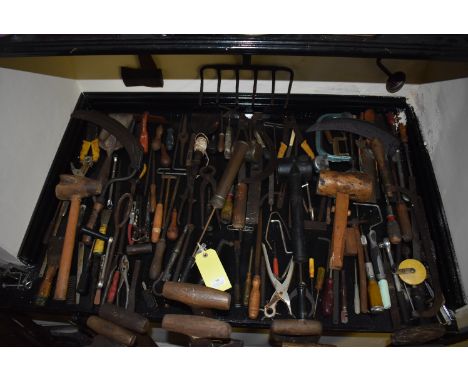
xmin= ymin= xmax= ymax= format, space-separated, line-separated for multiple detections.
xmin=361 ymin=234 xmax=384 ymax=313
xmin=309 ymin=258 xmax=315 ymax=314
xmin=368 ymin=229 xmax=391 ymax=310
xmin=384 ymin=193 xmax=402 ymax=245
xmin=313 ymin=266 xmax=325 ymax=318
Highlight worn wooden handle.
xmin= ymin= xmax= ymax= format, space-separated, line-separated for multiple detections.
xmin=220 ymin=192 xmax=233 ymax=224
xmin=82 ymin=201 xmax=104 ymax=246
xmin=353 ymin=226 xmax=368 ymax=314
xmin=399 ymin=123 xmax=408 ymax=144
xmin=150 ymin=183 xmax=157 ymax=213
xmin=36 ymin=265 xmax=59 ymax=305
xmin=54 ymin=197 xmax=81 ymax=300
xmin=99 ymin=303 xmax=150 ymax=334
xmin=271 ymin=319 xmax=323 ymax=336
xmin=166 ymin=209 xmax=179 ymax=241
xmin=248 ymin=275 xmax=261 ymax=319
xmin=329 ymin=192 xmax=349 ymax=270
xmin=152 ymin=125 xmax=163 ymax=151
xmin=87 ymin=316 xmax=136 ymax=346
xmin=160 ymin=144 xmax=171 ymax=167
xmin=162 ymin=281 xmax=231 ymax=310
xmin=162 ymin=314 xmax=231 ymax=339
xmin=149 ymin=239 xmax=166 ymax=280
xmin=370 ymin=138 xmax=394 ymax=198
xmin=344 ymin=227 xmax=358 ymax=255
xmin=396 ymin=201 xmax=413 ymax=242
xmin=151 ymin=203 xmax=164 ymax=243
xmin=232 ymin=183 xmax=248 ymax=229
xmin=217 ymin=132 xmax=225 ymax=153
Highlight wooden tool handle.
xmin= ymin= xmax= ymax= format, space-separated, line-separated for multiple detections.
xmin=162 ymin=281 xmax=231 ymax=310
xmin=322 ymin=277 xmax=334 ymax=316
xmin=370 ymin=138 xmax=394 ymax=198
xmin=54 ymin=197 xmax=81 ymax=300
xmin=106 ymin=270 xmax=120 ymax=304
xmin=150 ymin=183 xmax=157 ymax=213
xmin=329 ymin=192 xmax=349 ymax=270
xmin=35 ymin=265 xmax=59 ymax=305
xmin=344 ymin=227 xmax=358 ymax=255
xmin=243 ymin=271 xmax=252 ymax=307
xmin=353 ymin=227 xmax=368 ymax=314
xmin=140 ymin=112 xmax=149 ymax=153
xmin=152 ymin=125 xmax=164 ymax=151
xmin=162 ymin=314 xmax=232 ymax=339
xmin=166 ymin=209 xmax=179 ymax=241
xmin=149 ymin=238 xmax=166 ymax=280
xmin=82 ymin=201 xmax=104 ymax=245
xmin=396 ymin=201 xmax=413 ymax=242
xmin=99 ymin=303 xmax=150 ymax=334
xmin=248 ymin=275 xmax=261 ymax=319
xmin=160 ymin=144 xmax=171 ymax=167
xmin=271 ymin=319 xmax=323 ymax=336
xmin=151 ymin=203 xmax=164 ymax=243
xmin=232 ymin=183 xmax=248 ymax=229
xmin=399 ymin=123 xmax=408 ymax=144
xmin=126 ymin=243 xmax=153 ymax=255
xmin=86 ymin=316 xmax=136 ymax=346
xmin=217 ymin=132 xmax=225 ymax=153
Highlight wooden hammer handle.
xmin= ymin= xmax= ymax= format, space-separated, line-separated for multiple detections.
xmin=353 ymin=226 xmax=369 ymax=313
xmin=329 ymin=192 xmax=349 ymax=270
xmin=54 ymin=197 xmax=81 ymax=300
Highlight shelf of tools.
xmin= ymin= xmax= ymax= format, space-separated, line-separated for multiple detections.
xmin=0 ymin=63 xmax=462 ymax=346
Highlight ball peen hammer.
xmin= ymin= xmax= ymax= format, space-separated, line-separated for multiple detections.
xmin=54 ymin=174 xmax=102 ymax=300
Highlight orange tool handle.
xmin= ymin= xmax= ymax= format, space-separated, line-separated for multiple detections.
xmin=151 ymin=203 xmax=164 ymax=243
xmin=248 ymin=275 xmax=261 ymax=319
xmin=140 ymin=112 xmax=149 ymax=154
xmin=107 ymin=270 xmax=120 ymax=304
xmin=329 ymin=192 xmax=349 ymax=270
xmin=36 ymin=265 xmax=59 ymax=305
xmin=273 ymin=257 xmax=279 ymax=278
xmin=54 ymin=197 xmax=81 ymax=300
xmin=150 ymin=183 xmax=157 ymax=214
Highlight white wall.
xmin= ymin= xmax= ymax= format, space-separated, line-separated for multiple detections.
xmin=409 ymin=78 xmax=468 ymax=297
xmin=0 ymin=68 xmax=81 ymax=263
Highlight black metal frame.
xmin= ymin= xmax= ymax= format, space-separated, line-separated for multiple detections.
xmin=1 ymin=35 xmax=468 ymax=60
xmin=4 ymin=91 xmax=463 ymax=334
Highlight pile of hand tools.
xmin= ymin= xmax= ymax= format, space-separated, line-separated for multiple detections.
xmin=22 ymin=103 xmax=452 ymax=343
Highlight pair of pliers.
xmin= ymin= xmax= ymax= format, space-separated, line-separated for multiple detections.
xmin=117 ymin=255 xmax=130 ymax=309
xmin=262 ymin=243 xmax=295 ymax=318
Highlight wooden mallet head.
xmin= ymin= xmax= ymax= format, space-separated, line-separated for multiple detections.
xmin=316 ymin=170 xmax=373 ymax=270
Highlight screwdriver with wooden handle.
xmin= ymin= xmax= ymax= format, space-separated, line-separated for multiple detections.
xmin=313 ymin=266 xmax=325 ymax=318
xmin=248 ymin=213 xmax=262 ymax=319
xmin=243 ymin=247 xmax=254 ymax=306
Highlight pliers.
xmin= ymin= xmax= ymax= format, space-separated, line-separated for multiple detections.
xmin=117 ymin=255 xmax=130 ymax=309
xmin=262 ymin=243 xmax=295 ymax=318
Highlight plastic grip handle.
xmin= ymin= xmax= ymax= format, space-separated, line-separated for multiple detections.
xmin=378 ymin=279 xmax=391 ymax=309
xmin=368 ymin=279 xmax=383 ymax=312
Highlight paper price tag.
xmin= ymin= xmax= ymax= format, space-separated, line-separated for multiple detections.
xmin=195 ymin=248 xmax=232 ymax=291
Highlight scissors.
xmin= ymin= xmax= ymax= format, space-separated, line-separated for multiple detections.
xmin=262 ymin=243 xmax=295 ymax=318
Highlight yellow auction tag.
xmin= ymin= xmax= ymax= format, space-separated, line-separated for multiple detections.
xmin=195 ymin=248 xmax=232 ymax=291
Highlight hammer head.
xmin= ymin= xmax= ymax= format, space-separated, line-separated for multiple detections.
xmin=55 ymin=174 xmax=102 ymax=201
xmin=316 ymin=170 xmax=373 ymax=202
xmin=277 ymin=157 xmax=313 ymax=179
